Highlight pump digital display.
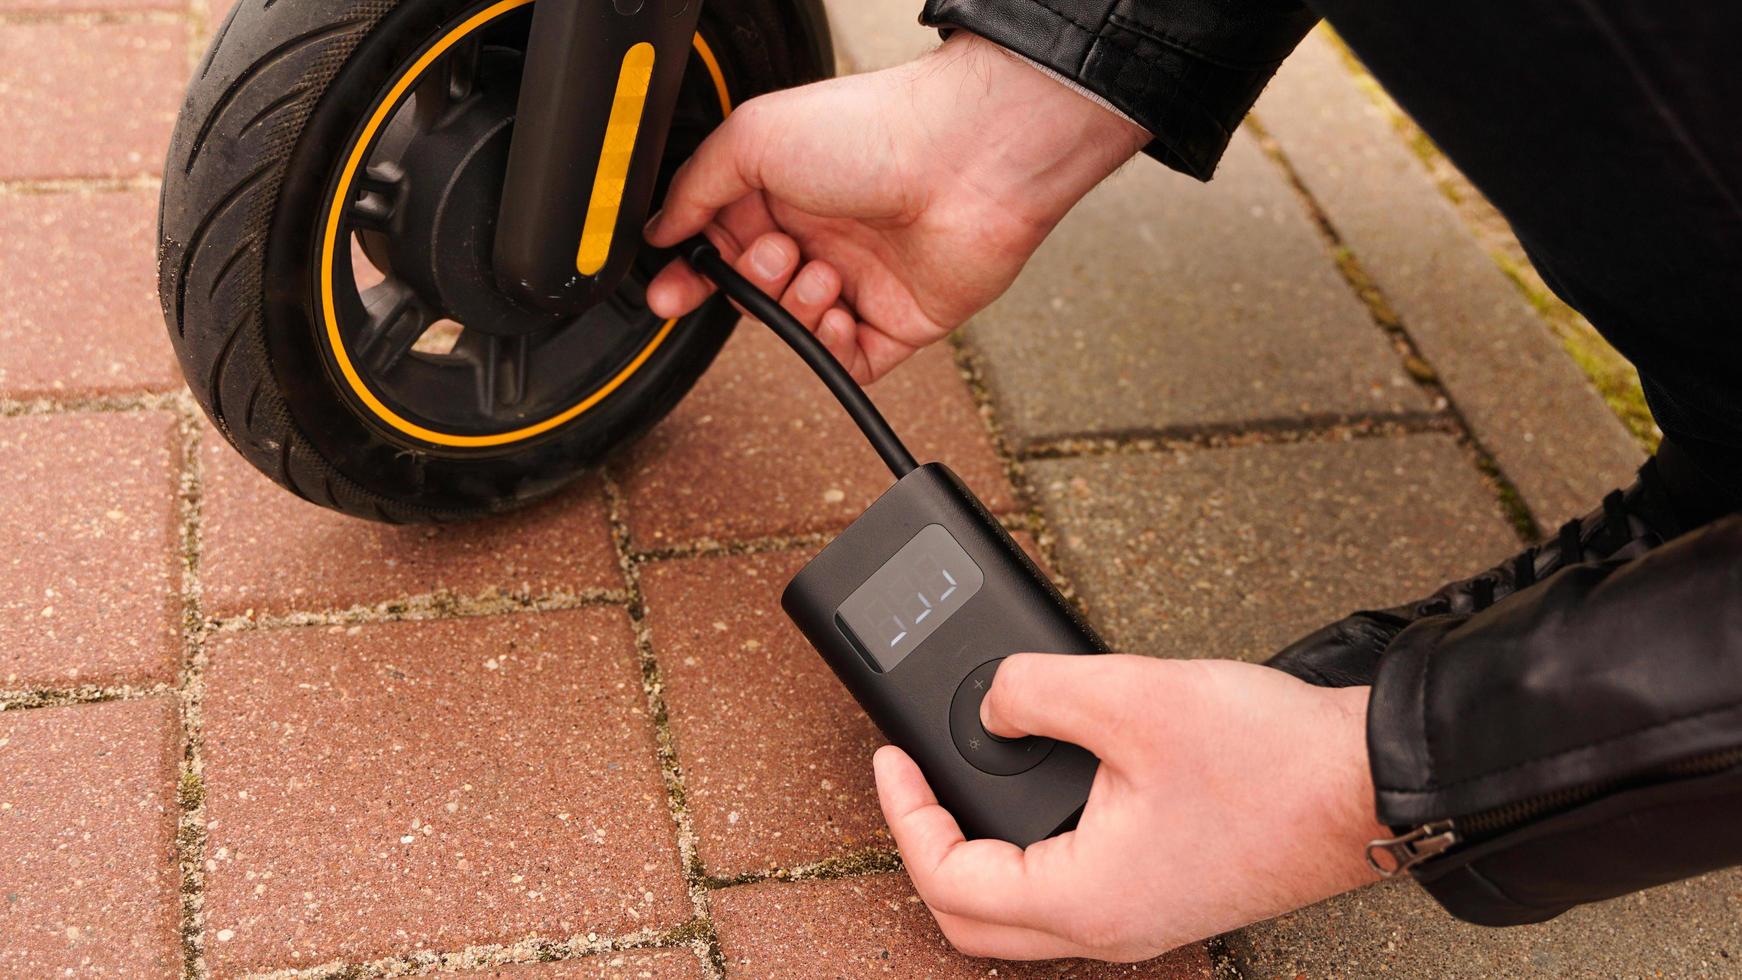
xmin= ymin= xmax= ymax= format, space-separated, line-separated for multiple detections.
xmin=835 ymin=524 xmax=985 ymax=672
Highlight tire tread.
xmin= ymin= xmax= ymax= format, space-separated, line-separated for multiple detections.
xmin=161 ymin=0 xmax=446 ymax=521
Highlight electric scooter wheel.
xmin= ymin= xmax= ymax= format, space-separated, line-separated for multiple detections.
xmin=159 ymin=0 xmax=832 ymax=522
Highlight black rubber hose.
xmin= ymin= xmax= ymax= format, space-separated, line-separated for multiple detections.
xmin=677 ymin=236 xmax=919 ymax=479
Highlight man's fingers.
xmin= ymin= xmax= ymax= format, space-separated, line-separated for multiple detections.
xmin=815 ymin=309 xmax=923 ymax=386
xmin=641 ymin=235 xmax=799 ymax=322
xmin=817 ymin=308 xmax=871 ymax=381
xmin=647 ymin=233 xmax=846 ymax=341
xmin=873 ymin=746 xmax=1060 ymax=929
xmin=779 ymin=260 xmax=841 ymax=331
xmin=929 ymin=908 xmax=1092 ymax=961
xmin=645 ymin=105 xmax=765 ymax=247
xmin=978 ymin=653 xmax=1149 ymax=761
xmin=645 ymin=259 xmax=714 ymax=319
xmin=731 ymin=231 xmax=800 ymax=300
xmin=873 ymin=745 xmax=963 ymax=872
xmin=855 ymin=325 xmax=919 ymax=384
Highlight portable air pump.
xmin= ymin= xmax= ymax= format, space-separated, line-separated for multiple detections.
xmin=680 ymin=237 xmax=1105 ymax=847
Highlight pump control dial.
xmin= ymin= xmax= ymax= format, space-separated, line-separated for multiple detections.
xmin=949 ymin=658 xmax=1056 ymax=776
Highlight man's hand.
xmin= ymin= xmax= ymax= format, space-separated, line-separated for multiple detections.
xmin=874 ymin=654 xmax=1386 ymax=962
xmin=644 ymin=33 xmax=1149 ymax=384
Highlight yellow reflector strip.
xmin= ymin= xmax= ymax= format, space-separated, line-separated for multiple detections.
xmin=577 ymin=41 xmax=656 ymax=276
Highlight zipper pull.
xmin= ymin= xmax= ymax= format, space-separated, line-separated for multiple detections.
xmin=1366 ymin=821 xmax=1459 ymax=877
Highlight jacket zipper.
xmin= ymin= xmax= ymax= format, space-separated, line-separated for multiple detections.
xmin=1366 ymin=745 xmax=1742 ymax=878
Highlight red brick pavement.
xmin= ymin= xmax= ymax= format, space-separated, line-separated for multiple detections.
xmin=619 ymin=327 xmax=1015 ymax=550
xmin=197 ymin=610 xmax=691 ymax=975
xmin=711 ymin=874 xmax=1215 ymax=979
xmin=0 ymin=22 xmax=184 ymax=180
xmin=475 ymin=952 xmax=705 ymax=978
xmin=0 ymin=189 xmax=180 ymax=399
xmin=0 ymin=698 xmax=183 ymax=978
xmin=0 ymin=411 xmax=182 ymax=689
xmin=641 ymin=548 xmax=890 ymax=878
xmin=198 ymin=425 xmax=623 ymax=619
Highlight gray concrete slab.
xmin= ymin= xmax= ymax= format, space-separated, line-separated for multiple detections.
xmin=1029 ymin=435 xmax=1517 ymax=663
xmin=821 ymin=0 xmax=937 ymax=73
xmin=965 ymin=133 xmax=1427 ymax=448
xmin=1228 ymin=870 xmax=1742 ymax=979
xmin=1255 ymin=31 xmax=1645 ymax=527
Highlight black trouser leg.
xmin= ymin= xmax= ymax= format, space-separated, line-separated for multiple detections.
xmin=1299 ymin=10 xmax=1742 ymax=928
xmin=1306 ymin=0 xmax=1742 ymax=514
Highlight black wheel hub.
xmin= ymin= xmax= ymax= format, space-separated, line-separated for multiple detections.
xmin=365 ymin=47 xmax=562 ymax=338
xmin=321 ymin=13 xmax=725 ymax=444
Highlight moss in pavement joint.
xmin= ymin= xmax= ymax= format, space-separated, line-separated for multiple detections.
xmin=1403 ymin=355 xmax=1438 ymax=384
xmin=1247 ymin=113 xmax=1548 ymax=544
xmin=601 ymin=474 xmax=733 ymax=980
xmin=0 ymin=684 xmax=157 ymax=711
xmin=661 ymin=918 xmax=715 ymax=947
xmin=705 ymin=846 xmax=904 ymax=890
xmin=1488 ymin=252 xmax=1660 ymax=450
xmin=1474 ymin=453 xmax=1540 ymax=542
xmin=629 ymin=529 xmax=834 ymax=564
xmin=178 ymin=770 xmax=205 ymax=811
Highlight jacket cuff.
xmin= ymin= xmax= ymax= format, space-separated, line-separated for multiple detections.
xmin=1367 ymin=515 xmax=1742 ymax=924
xmin=919 ymin=0 xmax=1317 ymax=180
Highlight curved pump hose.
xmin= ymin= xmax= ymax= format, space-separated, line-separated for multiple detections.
xmin=677 ymin=236 xmax=919 ymax=479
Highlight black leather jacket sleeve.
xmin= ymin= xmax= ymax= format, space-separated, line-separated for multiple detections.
xmin=917 ymin=0 xmax=1319 ymax=179
xmin=1367 ymin=514 xmax=1742 ymax=926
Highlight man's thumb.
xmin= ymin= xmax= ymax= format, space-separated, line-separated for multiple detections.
xmin=977 ymin=653 xmax=1140 ymax=761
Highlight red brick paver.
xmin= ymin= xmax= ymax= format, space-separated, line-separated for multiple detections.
xmin=198 ymin=609 xmax=687 ymax=975
xmin=0 ymin=698 xmax=183 ymax=979
xmin=711 ymin=874 xmax=1214 ymax=979
xmin=642 ymin=532 xmax=1053 ymax=878
xmin=620 ymin=327 xmax=1013 ymax=549
xmin=0 ymin=189 xmax=180 ymax=399
xmin=640 ymin=549 xmax=887 ymax=877
xmin=199 ymin=430 xmax=621 ymax=618
xmin=0 ymin=23 xmax=184 ymax=180
xmin=471 ymin=951 xmax=703 ymax=978
xmin=0 ymin=412 xmax=181 ymax=689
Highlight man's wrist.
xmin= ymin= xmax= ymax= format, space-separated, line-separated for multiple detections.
xmin=1319 ymin=684 xmax=1390 ymax=890
xmin=908 ymin=32 xmax=1148 ymax=227
xmin=983 ymin=42 xmax=1150 ymax=138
